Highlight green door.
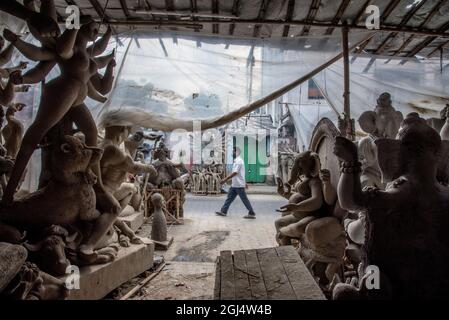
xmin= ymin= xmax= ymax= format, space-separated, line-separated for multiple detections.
xmin=234 ymin=135 xmax=267 ymax=183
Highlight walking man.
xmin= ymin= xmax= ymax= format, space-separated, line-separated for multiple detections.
xmin=215 ymin=147 xmax=256 ymax=219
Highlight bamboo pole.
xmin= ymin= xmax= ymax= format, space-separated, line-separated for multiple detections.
xmin=341 ymin=25 xmax=354 ymax=140
xmin=97 ymin=19 xmax=449 ymax=38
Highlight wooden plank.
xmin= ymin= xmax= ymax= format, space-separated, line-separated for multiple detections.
xmin=233 ymin=250 xmax=251 ymax=300
xmin=244 ymin=250 xmax=267 ymax=300
xmin=275 ymin=246 xmax=326 ymax=300
xmin=213 ymin=257 xmax=221 ymax=300
xmin=256 ymin=248 xmax=296 ymax=300
xmin=220 ymin=251 xmax=235 ymax=300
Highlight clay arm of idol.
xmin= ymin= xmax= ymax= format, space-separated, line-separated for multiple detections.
xmin=0 ymin=0 xmax=60 ymax=37
xmin=15 ymin=61 xmax=56 ymax=84
xmin=90 ymin=59 xmax=115 ymax=95
xmin=126 ymin=157 xmax=157 ymax=177
xmin=333 ymin=136 xmax=396 ymax=211
xmin=91 ymin=49 xmax=115 ymax=69
xmin=0 ymin=44 xmax=14 ymax=66
xmin=55 ymin=28 xmax=79 ymax=60
xmin=278 ymin=179 xmax=324 ymax=214
xmin=0 ymin=80 xmax=14 ymax=106
xmin=88 ymin=27 xmax=112 ymax=57
xmin=440 ymin=108 xmax=449 ymax=140
xmin=1 ymin=61 xmax=28 ymax=78
xmin=3 ymin=29 xmax=55 ymax=61
xmin=87 ymin=81 xmax=107 ymax=103
xmin=320 ymin=169 xmax=337 ymax=206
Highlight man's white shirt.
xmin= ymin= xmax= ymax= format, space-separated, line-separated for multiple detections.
xmin=231 ymin=156 xmax=246 ymax=188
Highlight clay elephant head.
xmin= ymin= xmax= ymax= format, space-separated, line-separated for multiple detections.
xmin=375 ymin=113 xmax=449 ymax=183
xmin=288 ymin=151 xmax=321 ymax=185
xmin=358 ymin=93 xmax=403 ymax=139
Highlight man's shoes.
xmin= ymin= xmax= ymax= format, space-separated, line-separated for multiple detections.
xmin=243 ymin=214 xmax=256 ymax=219
xmin=215 ymin=211 xmax=227 ymax=217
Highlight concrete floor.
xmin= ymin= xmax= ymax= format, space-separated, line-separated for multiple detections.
xmin=134 ymin=192 xmax=285 ymax=300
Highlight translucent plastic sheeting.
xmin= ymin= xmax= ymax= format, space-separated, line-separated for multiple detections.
xmin=283 ymin=86 xmax=337 ymax=150
xmin=98 ymin=30 xmax=372 ymax=130
xmin=313 ymin=54 xmax=449 ymax=132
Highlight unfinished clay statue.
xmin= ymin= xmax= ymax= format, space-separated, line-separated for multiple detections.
xmin=150 ymin=193 xmax=167 ymax=242
xmin=100 ymin=125 xmax=157 ymax=243
xmin=0 ymin=1 xmax=60 ymax=38
xmin=2 ymin=18 xmax=118 ymax=215
xmin=275 ymin=151 xmax=327 ymax=245
xmin=125 ymin=130 xmax=162 ymax=159
xmin=0 ymin=242 xmax=67 ymax=300
xmin=148 ymin=142 xmax=183 ymax=189
xmin=357 ymin=92 xmax=403 ymax=188
xmin=2 ymin=103 xmax=24 ymax=158
xmin=0 ymin=135 xmax=102 ymax=227
xmin=333 ymin=113 xmax=449 ymax=299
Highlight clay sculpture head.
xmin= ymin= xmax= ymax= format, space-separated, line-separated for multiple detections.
xmin=376 ymin=113 xmax=448 ymax=182
xmin=151 ymin=193 xmax=165 ymax=210
xmin=288 ymin=151 xmax=321 ymax=185
xmin=358 ymin=92 xmax=403 ymax=139
xmin=51 ymin=135 xmax=103 ymax=180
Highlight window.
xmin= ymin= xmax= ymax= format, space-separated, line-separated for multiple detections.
xmin=307 ymin=79 xmax=324 ymax=100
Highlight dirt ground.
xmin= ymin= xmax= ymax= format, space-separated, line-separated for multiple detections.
xmin=110 ymin=193 xmax=284 ymax=300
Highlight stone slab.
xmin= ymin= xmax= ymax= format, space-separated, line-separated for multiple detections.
xmin=64 ymin=242 xmax=154 ymax=300
xmin=121 ymin=211 xmax=145 ymax=232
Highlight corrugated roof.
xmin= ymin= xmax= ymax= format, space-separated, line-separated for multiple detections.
xmin=52 ymin=0 xmax=449 ymax=60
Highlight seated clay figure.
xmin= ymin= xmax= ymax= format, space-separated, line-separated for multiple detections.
xmin=100 ymin=125 xmax=157 ymax=244
xmin=0 ymin=135 xmax=121 ymax=264
xmin=275 ymin=151 xmax=328 ymax=245
xmin=333 ymin=113 xmax=449 ymax=299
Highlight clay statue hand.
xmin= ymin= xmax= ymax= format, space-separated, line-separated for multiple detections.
xmin=27 ymin=11 xmax=60 ymax=38
xmin=333 ymin=136 xmax=358 ymax=162
xmin=3 ymin=29 xmax=19 ymax=43
xmin=0 ymin=158 xmax=14 ymax=173
xmin=320 ymin=169 xmax=331 ymax=183
xmin=277 ymin=203 xmax=299 ymax=214
xmin=108 ymin=58 xmax=116 ymax=68
xmin=9 ymin=70 xmax=23 ymax=84
xmin=17 ymin=61 xmax=28 ymax=70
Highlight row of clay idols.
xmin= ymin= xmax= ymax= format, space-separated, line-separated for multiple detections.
xmin=190 ymin=164 xmax=223 ymax=194
xmin=275 ymin=93 xmax=449 ymax=299
xmin=0 ymin=0 xmax=149 ymax=300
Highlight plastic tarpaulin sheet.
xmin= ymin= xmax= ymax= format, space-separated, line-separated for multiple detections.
xmin=313 ymin=54 xmax=449 ymax=133
xmin=97 ymin=30 xmax=372 ymax=130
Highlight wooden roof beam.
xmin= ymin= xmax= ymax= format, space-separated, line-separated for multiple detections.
xmin=87 ymin=0 xmax=109 ymax=21
xmin=119 ymin=0 xmax=130 ymax=17
xmin=212 ymin=0 xmax=219 ymax=34
xmin=253 ymin=0 xmax=271 ymax=38
xmin=351 ymin=0 xmax=402 ymax=63
xmin=301 ymin=0 xmax=321 ymax=36
xmin=401 ymin=19 xmax=449 ymax=64
xmin=352 ymin=0 xmax=372 ymax=26
xmin=228 ymin=0 xmax=239 ymax=36
xmin=282 ymin=0 xmax=296 ymax=37
xmin=385 ymin=0 xmax=446 ymax=63
xmin=325 ymin=0 xmax=351 ymax=35
xmin=427 ymin=40 xmax=449 ymax=57
xmin=363 ymin=0 xmax=428 ymax=72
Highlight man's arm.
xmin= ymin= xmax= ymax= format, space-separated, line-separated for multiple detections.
xmin=221 ymin=162 xmax=240 ymax=184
